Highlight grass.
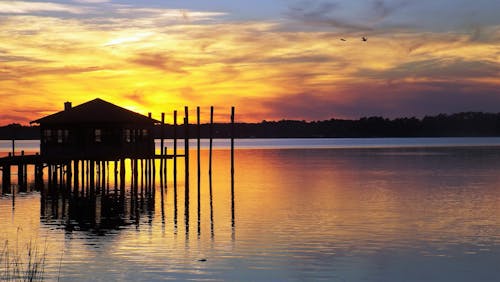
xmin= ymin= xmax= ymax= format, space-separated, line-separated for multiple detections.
xmin=0 ymin=238 xmax=47 ymax=281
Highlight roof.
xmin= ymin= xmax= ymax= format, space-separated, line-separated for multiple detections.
xmin=30 ymin=98 xmax=159 ymax=125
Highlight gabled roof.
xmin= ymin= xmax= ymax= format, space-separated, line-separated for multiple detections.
xmin=30 ymin=98 xmax=159 ymax=125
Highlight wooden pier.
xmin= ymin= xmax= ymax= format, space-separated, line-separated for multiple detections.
xmin=0 ymin=105 xmax=236 ymax=199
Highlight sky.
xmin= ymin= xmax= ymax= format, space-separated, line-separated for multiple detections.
xmin=0 ymin=0 xmax=499 ymax=124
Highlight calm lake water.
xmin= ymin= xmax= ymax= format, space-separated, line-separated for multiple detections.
xmin=1 ymin=138 xmax=500 ymax=281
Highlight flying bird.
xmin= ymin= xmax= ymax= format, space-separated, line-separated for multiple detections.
xmin=340 ymin=38 xmax=346 ymax=41
xmin=362 ymin=36 xmax=368 ymax=42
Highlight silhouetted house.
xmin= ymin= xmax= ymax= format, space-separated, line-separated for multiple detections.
xmin=30 ymin=98 xmax=158 ymax=160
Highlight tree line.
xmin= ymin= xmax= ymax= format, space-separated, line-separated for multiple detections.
xmin=2 ymin=112 xmax=500 ymax=139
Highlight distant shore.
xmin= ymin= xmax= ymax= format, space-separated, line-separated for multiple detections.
xmin=2 ymin=112 xmax=500 ymax=139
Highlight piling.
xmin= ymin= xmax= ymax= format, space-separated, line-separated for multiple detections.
xmin=184 ymin=106 xmax=190 ymax=192
xmin=184 ymin=106 xmax=190 ymax=231
xmin=160 ymin=112 xmax=165 ymax=184
xmin=2 ymin=165 xmax=11 ymax=194
xmin=173 ymin=110 xmax=177 ymax=190
xmin=197 ymin=106 xmax=201 ymax=235
xmin=231 ymin=106 xmax=235 ymax=228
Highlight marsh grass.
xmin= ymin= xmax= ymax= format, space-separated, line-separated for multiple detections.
xmin=0 ymin=238 xmax=47 ymax=281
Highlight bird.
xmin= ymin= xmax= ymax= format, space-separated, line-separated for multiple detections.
xmin=362 ymin=36 xmax=368 ymax=42
xmin=340 ymin=38 xmax=346 ymax=41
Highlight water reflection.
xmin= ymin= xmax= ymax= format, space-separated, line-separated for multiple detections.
xmin=2 ymin=145 xmax=500 ymax=281
xmin=40 ymin=185 xmax=154 ymax=235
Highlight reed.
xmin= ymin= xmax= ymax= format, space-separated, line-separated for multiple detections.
xmin=0 ymin=238 xmax=47 ymax=281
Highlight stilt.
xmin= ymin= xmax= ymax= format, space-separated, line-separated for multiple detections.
xmin=120 ymin=158 xmax=126 ymax=193
xmin=18 ymin=151 xmax=25 ymax=192
xmin=66 ymin=161 xmax=72 ymax=192
xmin=114 ymin=160 xmax=118 ymax=192
xmin=2 ymin=165 xmax=10 ymax=194
xmin=73 ymin=160 xmax=79 ymax=194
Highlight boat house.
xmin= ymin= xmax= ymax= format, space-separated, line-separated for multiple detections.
xmin=30 ymin=98 xmax=158 ymax=160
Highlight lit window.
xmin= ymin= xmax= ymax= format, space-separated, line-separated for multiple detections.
xmin=142 ymin=129 xmax=148 ymax=137
xmin=95 ymin=129 xmax=102 ymax=143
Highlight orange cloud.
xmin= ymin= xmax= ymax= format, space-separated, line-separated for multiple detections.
xmin=0 ymin=3 xmax=498 ymax=125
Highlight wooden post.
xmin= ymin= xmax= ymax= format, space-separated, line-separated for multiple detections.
xmin=163 ymin=146 xmax=167 ymax=185
xmin=114 ymin=160 xmax=118 ymax=192
xmin=133 ymin=158 xmax=138 ymax=192
xmin=231 ymin=106 xmax=235 ymax=228
xmin=160 ymin=112 xmax=165 ymax=181
xmin=66 ymin=161 xmax=72 ymax=192
xmin=73 ymin=160 xmax=79 ymax=194
xmin=101 ymin=161 xmax=106 ymax=192
xmin=2 ymin=165 xmax=10 ymax=194
xmin=48 ymin=163 xmax=52 ymax=190
xmin=173 ymin=110 xmax=177 ymax=189
xmin=184 ymin=106 xmax=190 ymax=234
xmin=209 ymin=106 xmax=213 ymax=178
xmin=140 ymin=159 xmax=144 ymax=191
xmin=184 ymin=106 xmax=189 ymax=193
xmin=89 ymin=161 xmax=95 ymax=197
xmin=209 ymin=106 xmax=214 ymax=237
xmin=120 ymin=158 xmax=126 ymax=193
xmin=18 ymin=151 xmax=25 ymax=192
xmin=152 ymin=156 xmax=156 ymax=192
xmin=197 ymin=106 xmax=201 ymax=235
xmin=82 ymin=160 xmax=86 ymax=197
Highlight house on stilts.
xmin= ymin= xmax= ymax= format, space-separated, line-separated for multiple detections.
xmin=30 ymin=98 xmax=158 ymax=160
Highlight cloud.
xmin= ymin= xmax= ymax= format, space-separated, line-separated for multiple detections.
xmin=357 ymin=58 xmax=500 ymax=81
xmin=130 ymin=53 xmax=189 ymax=74
xmin=286 ymin=0 xmax=411 ymax=31
xmin=73 ymin=0 xmax=109 ymax=3
xmin=0 ymin=1 xmax=87 ymax=14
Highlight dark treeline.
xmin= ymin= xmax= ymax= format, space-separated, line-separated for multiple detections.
xmin=3 ymin=112 xmax=500 ymax=140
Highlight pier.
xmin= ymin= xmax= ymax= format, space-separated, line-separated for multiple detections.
xmin=0 ymin=99 xmax=235 ymax=200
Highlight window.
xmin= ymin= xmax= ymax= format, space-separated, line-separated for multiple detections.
xmin=64 ymin=130 xmax=69 ymax=143
xmin=95 ymin=129 xmax=102 ymax=143
xmin=43 ymin=129 xmax=52 ymax=143
xmin=124 ymin=129 xmax=131 ymax=143
xmin=142 ymin=129 xmax=148 ymax=138
xmin=57 ymin=129 xmax=63 ymax=143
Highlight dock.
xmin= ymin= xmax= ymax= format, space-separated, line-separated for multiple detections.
xmin=0 ymin=103 xmax=235 ymax=199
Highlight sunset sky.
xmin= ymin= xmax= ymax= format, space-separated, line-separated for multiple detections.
xmin=1 ymin=0 xmax=499 ymax=124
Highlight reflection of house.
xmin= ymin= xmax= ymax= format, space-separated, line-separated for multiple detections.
xmin=30 ymin=98 xmax=158 ymax=160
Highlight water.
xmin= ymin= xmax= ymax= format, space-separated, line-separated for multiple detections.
xmin=1 ymin=138 xmax=500 ymax=281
